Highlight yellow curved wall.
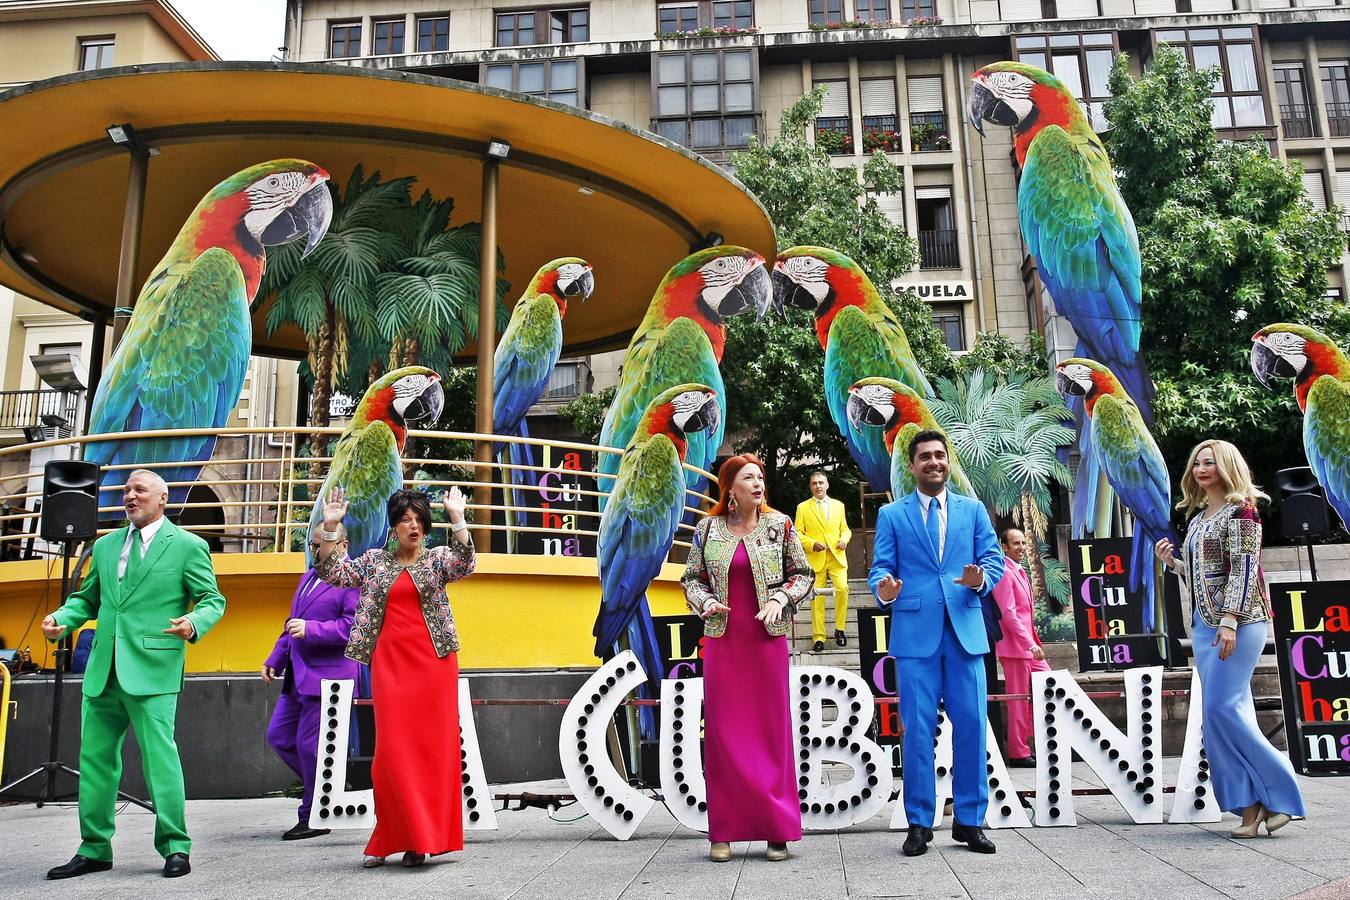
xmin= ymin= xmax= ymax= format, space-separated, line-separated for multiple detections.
xmin=0 ymin=552 xmax=689 ymax=671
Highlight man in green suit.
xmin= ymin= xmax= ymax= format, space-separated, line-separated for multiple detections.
xmin=40 ymin=468 xmax=226 ymax=880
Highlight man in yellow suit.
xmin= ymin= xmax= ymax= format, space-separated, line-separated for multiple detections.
xmin=794 ymin=471 xmax=851 ymax=652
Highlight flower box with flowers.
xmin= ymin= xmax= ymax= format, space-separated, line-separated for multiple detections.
xmin=814 ymin=127 xmax=853 ymax=154
xmin=808 ymin=19 xmax=901 ymax=31
xmin=903 ymin=15 xmax=944 ymax=25
xmin=861 ymin=127 xmax=903 ymax=153
xmin=655 ymin=25 xmax=759 ymax=38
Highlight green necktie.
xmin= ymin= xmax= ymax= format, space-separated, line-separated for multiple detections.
xmin=123 ymin=528 xmax=144 ymax=584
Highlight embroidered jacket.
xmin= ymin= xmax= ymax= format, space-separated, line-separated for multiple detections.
xmin=1179 ymin=501 xmax=1269 ymax=628
xmin=316 ymin=539 xmax=476 ymax=664
xmin=681 ymin=511 xmax=813 ymax=638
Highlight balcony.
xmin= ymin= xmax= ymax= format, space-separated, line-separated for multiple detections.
xmin=815 ymin=117 xmax=853 ymax=155
xmin=909 ymin=111 xmax=950 ymax=152
xmin=0 ymin=389 xmax=79 ymax=437
xmin=529 ymin=359 xmax=593 ymax=412
xmin=918 ymin=229 xmax=960 ymax=269
xmin=1280 ymin=104 xmax=1319 ymax=139
xmin=1330 ymin=102 xmax=1350 ymax=138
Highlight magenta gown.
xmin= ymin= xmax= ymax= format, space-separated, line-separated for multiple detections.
xmin=703 ymin=542 xmax=801 ymax=844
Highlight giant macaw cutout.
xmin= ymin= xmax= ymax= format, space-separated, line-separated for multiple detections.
xmin=846 ymin=377 xmax=976 ymax=498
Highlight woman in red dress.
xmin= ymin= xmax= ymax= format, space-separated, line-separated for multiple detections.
xmin=315 ymin=486 xmax=475 ymax=868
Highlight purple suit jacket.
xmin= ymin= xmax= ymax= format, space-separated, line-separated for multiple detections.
xmin=264 ymin=569 xmax=361 ymax=696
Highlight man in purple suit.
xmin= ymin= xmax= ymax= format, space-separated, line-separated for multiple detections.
xmin=262 ymin=529 xmax=360 ymax=840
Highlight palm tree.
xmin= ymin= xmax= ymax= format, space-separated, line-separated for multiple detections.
xmin=259 ymin=166 xmax=414 ymax=430
xmin=929 ymin=370 xmax=1076 ymax=612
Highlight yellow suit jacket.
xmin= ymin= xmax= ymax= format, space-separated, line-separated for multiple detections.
xmin=794 ymin=497 xmax=850 ymax=571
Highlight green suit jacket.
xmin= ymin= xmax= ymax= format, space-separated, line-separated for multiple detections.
xmin=52 ymin=519 xmax=227 ymax=697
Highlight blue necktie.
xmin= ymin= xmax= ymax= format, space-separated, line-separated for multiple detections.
xmin=926 ymin=497 xmax=942 ymax=562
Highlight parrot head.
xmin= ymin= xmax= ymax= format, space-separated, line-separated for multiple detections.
xmin=969 ymin=62 xmax=1088 ymax=161
xmin=355 ymin=365 xmax=445 ymax=446
xmin=532 ymin=257 xmax=595 ymax=315
xmin=846 ymin=377 xmax=927 ymax=453
xmin=196 ymin=159 xmax=334 ymax=261
xmin=658 ymin=246 xmax=773 ymax=326
xmin=640 ymin=383 xmax=721 ymax=459
xmin=773 ymin=246 xmax=877 ymax=346
xmin=1251 ymin=323 xmax=1350 ymax=409
xmin=1055 ymin=358 xmax=1124 ymax=414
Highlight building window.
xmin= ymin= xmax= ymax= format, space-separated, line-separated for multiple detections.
xmin=1155 ymin=27 xmax=1268 ymax=132
xmin=653 ymin=49 xmax=758 ymax=151
xmin=659 ymin=1 xmax=753 ymax=34
xmin=496 ymin=7 xmax=588 ymax=46
xmin=861 ymin=79 xmax=900 ymax=151
xmin=1274 ymin=65 xmax=1316 ymax=139
xmin=857 ymin=0 xmax=890 ymax=23
xmin=417 ymin=16 xmax=451 ymax=52
xmin=373 ymin=18 xmax=406 ymax=55
xmin=78 ymin=37 xmax=115 ymax=70
xmin=931 ymin=304 xmax=966 ymax=351
xmin=485 ymin=59 xmax=583 ymax=107
xmin=1015 ymin=32 xmax=1115 ymax=132
xmin=809 ymin=0 xmax=844 ymax=26
xmin=906 ymin=75 xmax=948 ymax=150
xmin=916 ymin=188 xmax=959 ymax=269
xmin=900 ymin=0 xmax=934 ymax=20
xmin=713 ymin=0 xmax=754 ymax=28
xmin=497 ymin=12 xmax=536 ymax=46
xmin=813 ymin=79 xmax=851 ymax=154
xmin=1323 ymin=62 xmax=1350 ymax=138
xmin=868 ymin=190 xmax=906 ymax=227
xmin=551 ymin=8 xmax=589 ymax=42
xmin=329 ymin=21 xmax=362 ymax=58
xmin=659 ymin=2 xmax=701 ymax=31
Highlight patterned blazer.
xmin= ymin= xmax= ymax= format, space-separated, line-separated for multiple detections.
xmin=1179 ymin=501 xmax=1269 ymax=628
xmin=680 ymin=510 xmax=813 ymax=639
xmin=315 ymin=539 xmax=476 ymax=665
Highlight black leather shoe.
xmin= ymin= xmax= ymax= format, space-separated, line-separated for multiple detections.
xmin=283 ymin=822 xmax=331 ymax=840
xmin=835 ymin=630 xmax=847 ymax=647
xmin=812 ymin=640 xmax=825 ymax=653
xmin=902 ymin=825 xmax=933 ymax=856
xmin=952 ymin=823 xmax=996 ymax=853
xmin=1007 ymin=755 xmax=1036 ymax=768
xmin=47 ymin=855 xmax=112 ymax=880
xmin=163 ymin=853 xmax=191 ymax=878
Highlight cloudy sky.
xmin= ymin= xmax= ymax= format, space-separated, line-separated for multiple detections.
xmin=171 ymin=0 xmax=288 ymax=61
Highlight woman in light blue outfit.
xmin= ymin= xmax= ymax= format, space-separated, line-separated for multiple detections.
xmin=1156 ymin=439 xmax=1305 ymax=838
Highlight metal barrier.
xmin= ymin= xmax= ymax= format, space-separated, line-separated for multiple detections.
xmin=0 ymin=661 xmax=10 ymax=783
xmin=0 ymin=426 xmax=716 ymax=560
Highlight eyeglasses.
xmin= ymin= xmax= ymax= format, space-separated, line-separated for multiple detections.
xmin=307 ymin=542 xmax=321 ymax=553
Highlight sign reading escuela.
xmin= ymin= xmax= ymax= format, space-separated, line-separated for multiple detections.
xmin=1268 ymin=581 xmax=1350 ymax=775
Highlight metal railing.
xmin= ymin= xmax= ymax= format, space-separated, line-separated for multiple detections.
xmin=918 ymin=228 xmax=960 ymax=269
xmin=0 ymin=426 xmax=716 ymax=559
xmin=1328 ymin=102 xmax=1350 ymax=138
xmin=0 ymin=389 xmax=79 ymax=432
xmin=1279 ymin=104 xmax=1319 ymax=139
xmin=815 ymin=117 xmax=852 ymax=155
xmin=908 ymin=111 xmax=949 ymax=151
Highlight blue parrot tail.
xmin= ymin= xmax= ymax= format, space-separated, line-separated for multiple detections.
xmin=506 ymin=425 xmax=537 ymax=532
xmin=1068 ymin=396 xmax=1101 ymax=539
xmin=614 ymin=599 xmax=665 ymax=742
xmin=1128 ymin=526 xmax=1170 ymax=637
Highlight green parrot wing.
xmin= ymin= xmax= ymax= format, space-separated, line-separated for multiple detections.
xmin=493 ymin=292 xmax=563 ymax=433
xmin=1088 ymin=393 xmax=1170 ymax=536
xmin=307 ymin=419 xmax=402 ymax=561
xmin=1304 ymin=374 xmax=1350 ymax=527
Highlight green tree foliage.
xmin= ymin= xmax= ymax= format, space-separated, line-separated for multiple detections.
xmin=1105 ymin=47 xmax=1349 ymax=511
xmin=725 ymin=88 xmax=953 ymax=511
xmin=560 ymin=385 xmax=618 ymax=444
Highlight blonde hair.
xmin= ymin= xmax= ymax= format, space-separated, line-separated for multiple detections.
xmin=1176 ymin=440 xmax=1269 ymax=514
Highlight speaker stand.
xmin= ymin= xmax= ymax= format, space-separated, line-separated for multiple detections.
xmin=1304 ymin=538 xmax=1319 ymax=581
xmin=0 ymin=541 xmax=152 ymax=811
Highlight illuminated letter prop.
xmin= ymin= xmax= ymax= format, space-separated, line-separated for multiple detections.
xmin=1169 ymin=668 xmax=1221 ymax=823
xmin=794 ymin=666 xmax=894 ymax=830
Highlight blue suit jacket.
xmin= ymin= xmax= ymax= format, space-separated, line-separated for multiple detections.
xmin=868 ymin=491 xmax=1004 ymax=659
xmin=264 ymin=569 xmax=360 ymax=697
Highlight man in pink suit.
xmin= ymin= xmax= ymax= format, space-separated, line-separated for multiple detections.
xmin=261 ymin=531 xmax=361 ymax=839
xmin=991 ymin=528 xmax=1048 ymax=768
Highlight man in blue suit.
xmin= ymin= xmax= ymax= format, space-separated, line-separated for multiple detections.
xmin=869 ymin=430 xmax=1004 ymax=856
xmin=261 ymin=529 xmax=360 ymax=840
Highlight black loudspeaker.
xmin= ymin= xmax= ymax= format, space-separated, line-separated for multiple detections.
xmin=40 ymin=460 xmax=100 ymax=542
xmin=1277 ymin=466 xmax=1330 ymax=540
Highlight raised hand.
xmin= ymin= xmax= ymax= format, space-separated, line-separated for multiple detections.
xmin=40 ymin=614 xmax=65 ymax=640
xmin=322 ymin=485 xmax=348 ymax=530
xmin=442 ymin=485 xmax=468 ymax=522
xmin=876 ymin=574 xmax=901 ymax=603
xmin=1154 ymin=537 xmax=1176 ymax=568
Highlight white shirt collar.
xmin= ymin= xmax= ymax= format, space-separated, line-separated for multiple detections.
xmin=917 ymin=488 xmax=948 ymax=512
xmin=129 ymin=515 xmax=167 ymax=546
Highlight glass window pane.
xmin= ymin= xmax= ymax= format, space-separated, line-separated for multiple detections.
xmin=735 ymin=1 xmax=753 ymax=25
xmin=1052 ymin=53 xmax=1084 ymax=99
xmin=659 ymin=54 xmax=685 ymax=84
xmin=724 ymin=50 xmax=751 ymax=81
xmin=725 ymin=116 xmax=755 ymax=146
xmin=658 ymin=85 xmax=687 ymax=115
xmin=486 ymin=65 xmax=514 ymax=89
xmin=1156 ymin=29 xmax=1186 ymax=41
xmin=1193 ymin=44 xmax=1222 ymax=87
xmin=692 ymin=83 xmax=720 ymax=112
xmin=519 ymin=21 xmax=535 ymax=44
xmin=549 ymin=91 xmax=579 ymax=106
xmin=713 ymin=1 xmax=732 ymax=27
xmin=1232 ymin=93 xmax=1265 ymax=126
xmin=1015 ymin=36 xmax=1046 ymax=48
xmin=659 ymin=8 xmax=678 ymax=30
xmin=1082 ymin=32 xmax=1113 ymax=46
xmin=519 ymin=63 xmax=546 ymax=93
xmin=692 ymin=118 xmax=722 ymax=147
xmin=692 ymin=53 xmax=719 ymax=82
xmin=1190 ymin=28 xmax=1220 ymax=40
xmin=552 ymin=60 xmax=578 ymax=89
xmin=1226 ymin=44 xmax=1259 ymax=92
xmin=1086 ymin=49 xmax=1112 ymax=97
xmin=1049 ymin=34 xmax=1078 ymax=47
xmin=657 ymin=120 xmax=689 ymax=146
xmin=725 ymin=82 xmax=753 ymax=112
xmin=1021 ymin=51 xmax=1047 ymax=71
xmin=1209 ymin=97 xmax=1232 ymax=128
xmin=1222 ymin=27 xmax=1253 ymax=39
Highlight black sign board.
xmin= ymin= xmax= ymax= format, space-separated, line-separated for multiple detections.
xmin=1068 ymin=538 xmax=1185 ymax=671
xmin=1269 ymin=581 xmax=1350 ymax=775
xmin=857 ymin=608 xmax=904 ymax=753
xmin=651 ymin=614 xmax=705 ymax=681
xmin=491 ymin=446 xmax=597 ymax=556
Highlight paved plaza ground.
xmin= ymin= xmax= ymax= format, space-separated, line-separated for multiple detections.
xmin=4 ymin=760 xmax=1349 ymax=900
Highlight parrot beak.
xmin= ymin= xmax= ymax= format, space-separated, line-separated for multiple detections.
xmin=684 ymin=394 xmax=722 ymax=437
xmin=565 ymin=268 xmax=596 ymax=300
xmin=771 ymin=266 xmax=817 ymax=314
xmin=967 ymin=81 xmax=1018 ymax=136
xmin=1054 ymin=368 xmax=1085 ymax=399
xmin=846 ymin=389 xmax=892 ymax=432
xmin=403 ymin=378 xmax=446 ymax=424
xmin=1250 ymin=338 xmax=1297 ymax=390
xmin=719 ymin=261 xmax=774 ymax=322
xmin=260 ymin=180 xmax=334 ymax=257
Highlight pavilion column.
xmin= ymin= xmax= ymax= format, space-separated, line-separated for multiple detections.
xmin=473 ymin=154 xmax=501 ymax=547
xmin=109 ymin=147 xmax=149 ymax=350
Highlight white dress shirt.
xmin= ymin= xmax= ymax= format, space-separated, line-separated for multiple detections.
xmin=916 ymin=488 xmax=949 ymax=559
xmin=119 ymin=515 xmax=166 ymax=579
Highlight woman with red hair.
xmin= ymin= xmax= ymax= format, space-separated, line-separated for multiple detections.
xmin=681 ymin=454 xmax=812 ymax=862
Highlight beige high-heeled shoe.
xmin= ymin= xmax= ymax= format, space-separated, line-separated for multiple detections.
xmin=1229 ymin=804 xmax=1264 ymax=839
xmin=766 ymin=842 xmax=789 ymax=862
xmin=1263 ymin=811 xmax=1293 ymax=834
xmin=709 ymin=842 xmax=732 ymax=862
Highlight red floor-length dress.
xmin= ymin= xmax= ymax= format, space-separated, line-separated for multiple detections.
xmin=703 ymin=542 xmax=801 ymax=844
xmin=365 ymin=569 xmax=463 ymax=857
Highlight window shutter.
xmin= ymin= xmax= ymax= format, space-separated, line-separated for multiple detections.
xmin=1303 ymin=171 xmax=1327 ymax=209
xmin=1336 ymin=171 xmax=1350 ymax=207
xmin=860 ymin=79 xmax=897 ymax=116
xmin=999 ymin=0 xmax=1041 ymax=20
xmin=915 ymin=186 xmax=952 ymax=200
xmin=870 ymin=192 xmax=905 ymax=226
xmin=906 ymin=76 xmax=943 ymax=113
xmin=816 ymin=80 xmax=849 ymax=117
